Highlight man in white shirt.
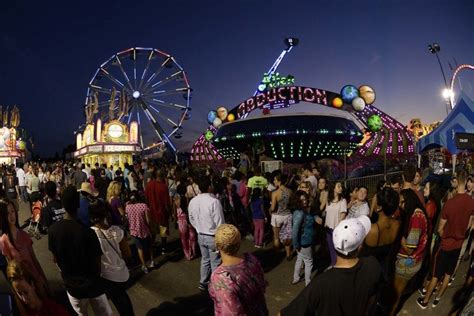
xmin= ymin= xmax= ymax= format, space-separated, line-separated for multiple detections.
xmin=16 ymin=163 xmax=28 ymax=203
xmin=188 ymin=177 xmax=225 ymax=291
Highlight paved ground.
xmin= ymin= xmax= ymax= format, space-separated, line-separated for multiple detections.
xmin=0 ymin=202 xmax=469 ymax=315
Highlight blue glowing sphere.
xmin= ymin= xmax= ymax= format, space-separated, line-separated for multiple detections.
xmin=207 ymin=110 xmax=217 ymax=124
xmin=340 ymin=85 xmax=359 ymax=103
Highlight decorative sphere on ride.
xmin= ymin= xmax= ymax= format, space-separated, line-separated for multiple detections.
xmin=332 ymin=97 xmax=343 ymax=109
xmin=227 ymin=113 xmax=235 ymax=122
xmin=213 ymin=117 xmax=222 ymax=128
xmin=205 ymin=130 xmax=214 ymax=141
xmin=358 ymin=85 xmax=376 ymax=104
xmin=207 ymin=110 xmax=217 ymax=124
xmin=340 ymin=85 xmax=359 ymax=103
xmin=16 ymin=140 xmax=26 ymax=151
xmin=367 ymin=114 xmax=383 ymax=132
xmin=216 ymin=106 xmax=228 ymax=121
xmin=351 ymin=97 xmax=366 ymax=112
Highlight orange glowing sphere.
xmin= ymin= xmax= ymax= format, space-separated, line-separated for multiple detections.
xmin=227 ymin=113 xmax=235 ymax=122
xmin=332 ymin=97 xmax=343 ymax=108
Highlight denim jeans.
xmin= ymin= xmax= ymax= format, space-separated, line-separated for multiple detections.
xmin=19 ymin=186 xmax=28 ymax=203
xmin=326 ymin=229 xmax=337 ymax=266
xmin=197 ymin=234 xmax=221 ymax=286
xmin=293 ymin=246 xmax=313 ymax=286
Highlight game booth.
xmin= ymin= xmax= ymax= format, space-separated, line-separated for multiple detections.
xmin=417 ymin=91 xmax=474 ymax=171
xmin=0 ymin=105 xmax=28 ymax=166
xmin=74 ymin=119 xmax=141 ymax=169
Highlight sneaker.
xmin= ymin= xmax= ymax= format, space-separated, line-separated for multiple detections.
xmin=255 ymin=245 xmax=262 ymax=248
xmin=161 ymin=248 xmax=166 ymax=255
xmin=142 ymin=265 xmax=149 ymax=274
xmin=432 ymin=297 xmax=440 ymax=308
xmin=149 ymin=260 xmax=155 ymax=268
xmin=198 ymin=283 xmax=207 ymax=291
xmin=418 ymin=287 xmax=427 ymax=296
xmin=448 ymin=277 xmax=454 ymax=286
xmin=292 ymin=277 xmax=301 ymax=285
xmin=416 ymin=297 xmax=428 ymax=310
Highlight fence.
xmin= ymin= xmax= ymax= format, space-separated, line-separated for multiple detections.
xmin=337 ymin=171 xmax=403 ymax=195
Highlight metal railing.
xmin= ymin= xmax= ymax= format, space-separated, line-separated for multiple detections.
xmin=338 ymin=171 xmax=403 ymax=195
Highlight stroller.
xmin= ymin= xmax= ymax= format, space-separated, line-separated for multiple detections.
xmin=26 ymin=199 xmax=43 ymax=240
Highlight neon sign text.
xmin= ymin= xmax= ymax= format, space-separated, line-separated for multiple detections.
xmin=236 ymin=86 xmax=338 ymax=119
xmin=258 ymin=73 xmax=295 ymax=91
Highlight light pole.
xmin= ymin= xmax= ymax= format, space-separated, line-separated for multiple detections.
xmin=428 ymin=43 xmax=452 ymax=115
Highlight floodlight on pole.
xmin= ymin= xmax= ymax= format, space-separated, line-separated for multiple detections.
xmin=442 ymin=88 xmax=454 ymax=100
xmin=428 ymin=42 xmax=452 ymax=115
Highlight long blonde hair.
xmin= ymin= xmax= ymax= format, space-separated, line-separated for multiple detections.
xmin=7 ymin=260 xmax=46 ymax=300
xmin=106 ymin=181 xmax=122 ymax=202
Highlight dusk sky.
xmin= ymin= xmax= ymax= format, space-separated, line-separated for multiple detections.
xmin=0 ymin=0 xmax=473 ymax=157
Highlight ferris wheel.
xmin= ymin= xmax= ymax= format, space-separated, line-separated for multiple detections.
xmin=84 ymin=47 xmax=192 ymax=152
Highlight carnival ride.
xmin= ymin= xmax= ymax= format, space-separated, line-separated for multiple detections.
xmin=83 ymin=47 xmax=192 ymax=155
xmin=191 ymin=38 xmax=299 ymax=162
xmin=191 ymin=39 xmax=414 ymax=163
xmin=213 ymin=113 xmax=363 ymax=163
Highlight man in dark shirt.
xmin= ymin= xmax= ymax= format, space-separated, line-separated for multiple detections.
xmin=280 ymin=216 xmax=381 ymax=316
xmin=41 ymin=181 xmax=65 ymax=231
xmin=48 ymin=185 xmax=112 ymax=315
xmin=72 ymin=164 xmax=87 ymax=190
xmin=94 ymin=169 xmax=110 ymax=201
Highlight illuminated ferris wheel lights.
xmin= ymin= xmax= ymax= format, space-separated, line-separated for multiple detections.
xmin=132 ymin=91 xmax=140 ymax=99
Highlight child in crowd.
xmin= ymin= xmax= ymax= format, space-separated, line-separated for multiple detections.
xmin=250 ymin=188 xmax=266 ymax=248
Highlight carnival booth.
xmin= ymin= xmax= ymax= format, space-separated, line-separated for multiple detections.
xmin=74 ymin=119 xmax=140 ymax=169
xmin=417 ymin=91 xmax=474 ymax=171
xmin=0 ymin=105 xmax=27 ymax=165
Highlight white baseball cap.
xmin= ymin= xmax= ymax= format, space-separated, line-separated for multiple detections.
xmin=333 ymin=216 xmax=371 ymax=255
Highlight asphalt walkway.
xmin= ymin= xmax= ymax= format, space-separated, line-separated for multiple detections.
xmin=0 ymin=202 xmax=469 ymax=315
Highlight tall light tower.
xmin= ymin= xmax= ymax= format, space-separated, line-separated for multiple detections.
xmin=428 ymin=43 xmax=452 ymax=115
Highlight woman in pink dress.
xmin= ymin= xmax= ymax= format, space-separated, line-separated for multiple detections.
xmin=174 ymin=195 xmax=197 ymax=260
xmin=125 ymin=191 xmax=154 ymax=273
xmin=0 ymin=201 xmax=49 ymax=296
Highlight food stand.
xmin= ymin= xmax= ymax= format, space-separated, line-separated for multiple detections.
xmin=74 ymin=119 xmax=140 ymax=169
xmin=0 ymin=105 xmax=27 ymax=165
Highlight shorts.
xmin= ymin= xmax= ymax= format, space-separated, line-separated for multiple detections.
xmin=271 ymin=214 xmax=290 ymax=228
xmin=433 ymin=248 xmax=461 ymax=279
xmin=132 ymin=236 xmax=150 ymax=250
xmin=395 ymin=256 xmax=422 ymax=279
xmin=149 ymin=219 xmax=169 ymax=238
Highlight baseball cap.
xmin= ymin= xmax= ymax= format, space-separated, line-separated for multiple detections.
xmin=333 ymin=216 xmax=371 ymax=256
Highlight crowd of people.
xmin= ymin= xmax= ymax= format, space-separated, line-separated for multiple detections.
xmin=0 ymin=159 xmax=472 ymax=315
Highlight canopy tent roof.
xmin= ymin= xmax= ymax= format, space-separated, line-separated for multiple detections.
xmin=417 ymin=92 xmax=474 ymax=154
